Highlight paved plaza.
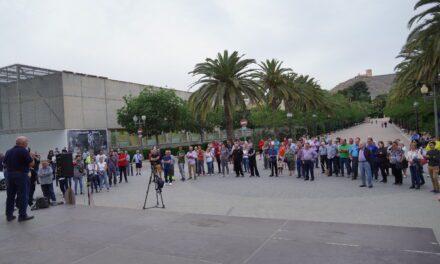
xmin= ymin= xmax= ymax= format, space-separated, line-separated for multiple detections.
xmin=1 ymin=120 xmax=440 ymax=263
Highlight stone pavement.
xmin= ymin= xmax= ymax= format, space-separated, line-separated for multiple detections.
xmin=0 ymin=205 xmax=439 ymax=264
xmin=1 ymin=119 xmax=440 ymax=263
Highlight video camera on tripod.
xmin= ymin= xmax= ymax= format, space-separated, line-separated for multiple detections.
xmin=142 ymin=170 xmax=165 ymax=210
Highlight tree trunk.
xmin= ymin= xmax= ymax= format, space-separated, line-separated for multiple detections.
xmin=155 ymin=134 xmax=159 ymax=147
xmin=224 ymin=102 xmax=234 ymax=140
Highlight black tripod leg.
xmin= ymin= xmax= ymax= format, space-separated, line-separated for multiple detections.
xmin=159 ymin=191 xmax=165 ymax=208
xmin=87 ymin=184 xmax=91 ymax=206
xmin=142 ymin=173 xmax=153 ymax=209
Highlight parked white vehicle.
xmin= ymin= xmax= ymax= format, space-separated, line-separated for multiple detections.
xmin=0 ymin=171 xmax=5 ymax=190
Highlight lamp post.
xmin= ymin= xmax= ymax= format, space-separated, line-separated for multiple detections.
xmin=312 ymin=113 xmax=317 ymax=136
xmin=133 ymin=115 xmax=146 ymax=149
xmin=421 ymin=84 xmax=439 ymax=138
xmin=326 ymin=114 xmax=331 ymax=133
xmin=286 ymin=112 xmax=293 ymax=137
xmin=413 ymin=101 xmax=419 ymax=135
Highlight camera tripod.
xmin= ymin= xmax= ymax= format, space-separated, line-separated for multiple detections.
xmin=142 ymin=169 xmax=165 ymax=210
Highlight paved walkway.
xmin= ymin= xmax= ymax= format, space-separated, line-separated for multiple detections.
xmin=0 ymin=119 xmax=440 ymax=263
xmin=1 ymin=205 xmax=439 ymax=264
xmin=57 ymin=120 xmax=437 ymax=236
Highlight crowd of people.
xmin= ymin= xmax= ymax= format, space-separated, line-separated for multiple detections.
xmin=2 ymin=123 xmax=440 ymax=222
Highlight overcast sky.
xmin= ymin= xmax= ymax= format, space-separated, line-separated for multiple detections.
xmin=0 ymin=0 xmax=416 ymax=91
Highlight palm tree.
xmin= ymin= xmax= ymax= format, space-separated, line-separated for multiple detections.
xmin=394 ymin=0 xmax=440 ymax=99
xmin=188 ymin=50 xmax=262 ymax=140
xmin=255 ymin=59 xmax=292 ymax=110
xmin=284 ymin=73 xmax=327 ymax=112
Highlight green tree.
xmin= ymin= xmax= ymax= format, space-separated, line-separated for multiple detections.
xmin=284 ymin=73 xmax=327 ymax=112
xmin=188 ymin=50 xmax=262 ymax=140
xmin=178 ymin=102 xmax=223 ymax=142
xmin=255 ymin=59 xmax=292 ymax=110
xmin=393 ymin=0 xmax=440 ymax=99
xmin=249 ymin=105 xmax=285 ymax=129
xmin=371 ymin=94 xmax=388 ymax=117
xmin=117 ymin=89 xmax=184 ymax=144
xmin=337 ymin=81 xmax=371 ymax=102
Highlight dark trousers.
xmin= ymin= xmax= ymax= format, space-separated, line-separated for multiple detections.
xmin=234 ymin=159 xmax=244 ymax=176
xmin=296 ymin=159 xmax=303 ymax=177
xmin=41 ymin=183 xmax=56 ymax=202
xmin=216 ymin=156 xmax=221 ymax=173
xmin=351 ymin=157 xmax=359 ymax=179
xmin=270 ymin=159 xmax=278 ymax=176
xmin=391 ymin=164 xmax=403 ymax=184
xmin=320 ymin=155 xmax=327 ymax=173
xmin=326 ymin=157 xmax=338 ymax=176
xmin=249 ymin=157 xmax=259 ymax=176
xmin=58 ymin=179 xmax=69 ymax=195
xmin=303 ymin=160 xmax=314 ymax=180
xmin=334 ymin=156 xmax=340 ymax=175
xmin=108 ymin=169 xmax=117 ymax=186
xmin=378 ymin=162 xmax=388 ymax=182
xmin=164 ymin=165 xmax=172 ymax=183
xmin=6 ymin=172 xmax=29 ymax=218
xmin=339 ymin=158 xmax=351 ymax=175
xmin=29 ymin=182 xmax=36 ymax=206
xmin=119 ymin=166 xmax=128 ymax=183
xmin=371 ymin=161 xmax=379 ymax=180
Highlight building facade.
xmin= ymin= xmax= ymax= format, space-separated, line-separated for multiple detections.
xmin=0 ymin=64 xmax=192 ymax=155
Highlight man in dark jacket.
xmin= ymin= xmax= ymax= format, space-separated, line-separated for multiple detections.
xmin=4 ymin=136 xmax=35 ymax=222
xmin=426 ymin=141 xmax=440 ymax=193
xmin=248 ymin=142 xmax=260 ymax=177
xmin=231 ymin=143 xmax=244 ymax=177
xmin=358 ymin=142 xmax=373 ymax=188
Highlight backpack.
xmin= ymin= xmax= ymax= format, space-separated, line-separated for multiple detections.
xmin=31 ymin=196 xmax=50 ymax=210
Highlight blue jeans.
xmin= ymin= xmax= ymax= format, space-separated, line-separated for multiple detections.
xmin=99 ymin=171 xmax=109 ymax=190
xmin=339 ymin=158 xmax=351 ymax=175
xmin=207 ymin=161 xmax=214 ymax=174
xmin=243 ymin=158 xmax=249 ymax=172
xmin=359 ymin=161 xmax=372 ymax=186
xmin=409 ymin=165 xmax=421 ymax=187
xmin=73 ymin=177 xmax=83 ymax=194
xmin=164 ymin=165 xmax=172 ymax=183
xmin=297 ymin=159 xmax=303 ymax=177
xmin=6 ymin=171 xmax=29 ymax=218
xmin=303 ymin=160 xmax=314 ymax=180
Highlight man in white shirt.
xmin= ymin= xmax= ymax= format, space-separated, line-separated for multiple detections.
xmin=95 ymin=150 xmax=107 ymax=163
xmin=132 ymin=150 xmax=143 ymax=176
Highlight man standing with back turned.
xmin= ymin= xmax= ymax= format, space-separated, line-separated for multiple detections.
xmin=4 ymin=136 xmax=35 ymax=222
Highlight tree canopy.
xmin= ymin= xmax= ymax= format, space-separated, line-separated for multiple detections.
xmin=337 ymin=81 xmax=371 ymax=102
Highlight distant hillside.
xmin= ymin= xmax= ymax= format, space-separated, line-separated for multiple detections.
xmin=331 ymin=73 xmax=396 ymax=99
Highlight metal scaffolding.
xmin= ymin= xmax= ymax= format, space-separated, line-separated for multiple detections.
xmin=0 ymin=64 xmax=59 ymax=84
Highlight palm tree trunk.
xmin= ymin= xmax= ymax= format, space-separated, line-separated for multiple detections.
xmin=224 ymin=101 xmax=234 ymax=140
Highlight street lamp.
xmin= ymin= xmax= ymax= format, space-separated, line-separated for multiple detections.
xmin=286 ymin=112 xmax=293 ymax=137
xmin=312 ymin=114 xmax=317 ymax=136
xmin=133 ymin=115 xmax=147 ymax=148
xmin=421 ymin=84 xmax=439 ymax=138
xmin=413 ymin=101 xmax=419 ymax=135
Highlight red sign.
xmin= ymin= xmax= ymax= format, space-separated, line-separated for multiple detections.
xmin=137 ymin=128 xmax=143 ymax=138
xmin=240 ymin=119 xmax=248 ymax=127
